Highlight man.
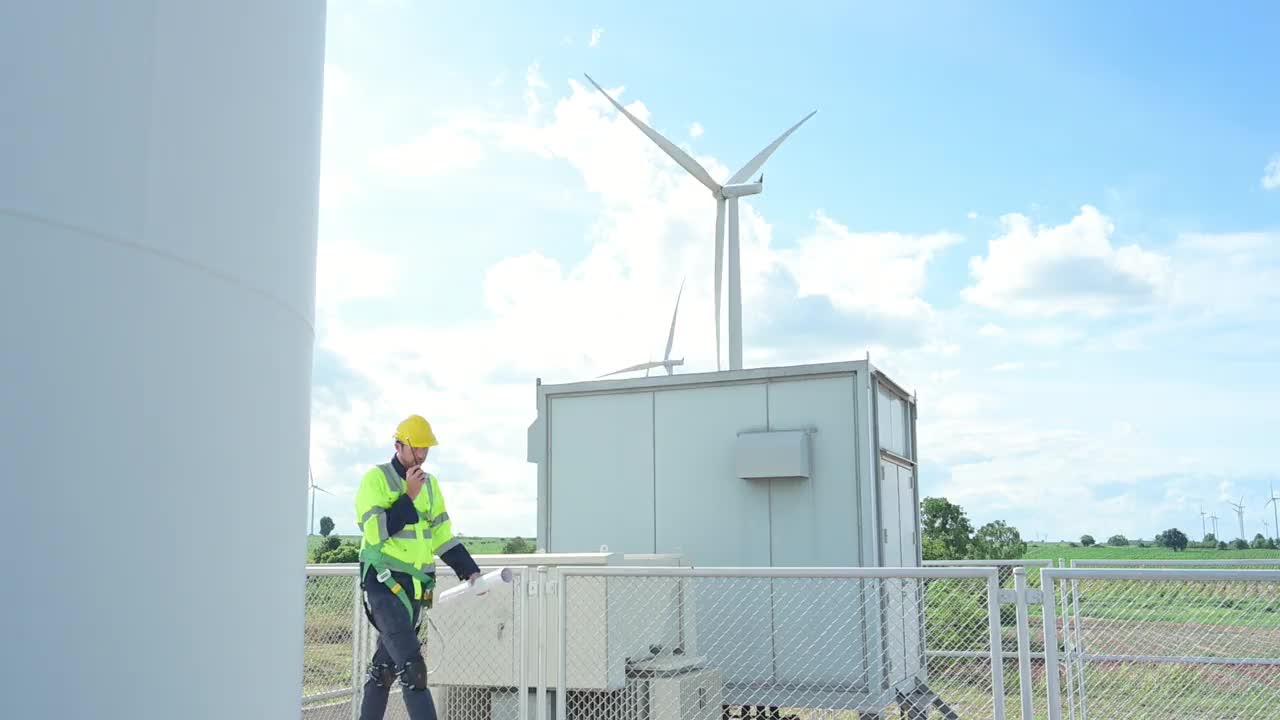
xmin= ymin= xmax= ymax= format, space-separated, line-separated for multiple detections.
xmin=354 ymin=414 xmax=482 ymax=720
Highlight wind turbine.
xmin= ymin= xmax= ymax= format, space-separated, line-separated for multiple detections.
xmin=1199 ymin=506 xmax=1207 ymax=539
xmin=1209 ymin=513 xmax=1219 ymax=538
xmin=600 ymin=279 xmax=686 ymax=378
xmin=1230 ymin=497 xmax=1246 ymax=541
xmin=584 ymin=73 xmax=816 ymax=372
xmin=309 ymin=467 xmax=332 ymax=536
xmin=1266 ymin=482 xmax=1280 ymax=541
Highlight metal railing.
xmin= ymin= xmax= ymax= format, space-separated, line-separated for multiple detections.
xmin=305 ymin=559 xmax=1280 ymax=720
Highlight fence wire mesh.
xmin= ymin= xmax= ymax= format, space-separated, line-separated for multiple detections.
xmin=1044 ymin=569 xmax=1280 ymax=720
xmin=302 ymin=565 xmax=531 ymax=720
xmin=558 ymin=569 xmax=1004 ymax=720
xmin=926 ymin=561 xmax=1054 ymax=720
xmin=303 ymin=570 xmax=360 ymax=713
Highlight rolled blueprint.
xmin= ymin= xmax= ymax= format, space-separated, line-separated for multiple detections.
xmin=435 ymin=567 xmax=513 ymax=607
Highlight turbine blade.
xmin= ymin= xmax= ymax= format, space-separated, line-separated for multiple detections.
xmin=665 ymin=277 xmax=684 ymax=362
xmin=714 ymin=198 xmax=725 ymax=371
xmin=599 ymin=360 xmax=665 ymax=378
xmin=727 ymin=110 xmax=817 ymax=185
xmin=316 ymin=486 xmax=333 ymax=496
xmin=583 ymin=74 xmax=721 ymax=193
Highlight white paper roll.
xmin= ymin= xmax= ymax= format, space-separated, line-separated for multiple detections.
xmin=435 ymin=567 xmax=513 ymax=607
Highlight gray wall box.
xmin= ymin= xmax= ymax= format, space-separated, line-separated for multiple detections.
xmin=525 ymin=360 xmax=925 ymax=709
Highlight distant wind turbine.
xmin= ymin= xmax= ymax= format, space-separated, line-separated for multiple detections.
xmin=600 ymin=279 xmax=686 ymax=378
xmin=584 ymin=73 xmax=816 ymax=372
xmin=1209 ymin=513 xmax=1219 ymax=538
xmin=1199 ymin=505 xmax=1207 ymax=539
xmin=309 ymin=467 xmax=332 ymax=536
xmin=1230 ymin=497 xmax=1246 ymax=541
xmin=1266 ymin=482 xmax=1280 ymax=541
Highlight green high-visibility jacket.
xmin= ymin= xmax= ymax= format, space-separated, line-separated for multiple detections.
xmin=354 ymin=460 xmax=464 ymax=599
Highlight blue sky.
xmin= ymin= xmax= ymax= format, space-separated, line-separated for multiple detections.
xmin=309 ymin=0 xmax=1280 ymax=546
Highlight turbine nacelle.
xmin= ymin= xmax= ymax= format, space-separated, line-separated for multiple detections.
xmin=719 ymin=182 xmax=763 ymax=199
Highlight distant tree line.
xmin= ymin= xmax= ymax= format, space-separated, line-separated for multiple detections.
xmin=1076 ymin=529 xmax=1278 ymax=551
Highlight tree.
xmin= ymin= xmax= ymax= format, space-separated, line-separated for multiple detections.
xmin=921 ymin=497 xmax=975 ymax=560
xmin=317 ymin=542 xmax=359 ymax=564
xmin=1107 ymin=535 xmax=1129 ymax=547
xmin=319 ymin=516 xmax=335 ymax=537
xmin=503 ymin=537 xmax=535 ymax=554
xmin=1202 ymin=533 xmax=1217 ymax=547
xmin=1252 ymin=533 xmax=1269 ymax=550
xmin=971 ymin=520 xmax=1027 ymax=560
xmin=1155 ymin=528 xmax=1188 ymax=552
xmin=1080 ymin=535 xmax=1095 ymax=547
xmin=1232 ymin=538 xmax=1249 ymax=550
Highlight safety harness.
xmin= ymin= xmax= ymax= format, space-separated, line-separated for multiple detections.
xmin=362 ymin=543 xmax=436 ymax=610
xmin=358 ymin=463 xmax=441 ymax=628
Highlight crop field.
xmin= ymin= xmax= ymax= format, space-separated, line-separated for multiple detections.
xmin=1024 ymin=541 xmax=1280 ymax=563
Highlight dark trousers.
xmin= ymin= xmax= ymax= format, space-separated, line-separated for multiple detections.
xmin=359 ymin=576 xmax=437 ymax=720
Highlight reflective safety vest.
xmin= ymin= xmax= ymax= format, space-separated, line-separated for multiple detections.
xmin=354 ymin=463 xmax=461 ymax=616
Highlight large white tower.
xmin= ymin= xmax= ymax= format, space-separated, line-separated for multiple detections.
xmin=1 ymin=3 xmax=326 ymax=718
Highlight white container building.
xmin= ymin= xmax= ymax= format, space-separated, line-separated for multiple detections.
xmin=517 ymin=359 xmax=928 ymax=714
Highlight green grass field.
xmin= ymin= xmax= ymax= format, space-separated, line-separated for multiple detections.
xmin=1023 ymin=541 xmax=1280 ymax=563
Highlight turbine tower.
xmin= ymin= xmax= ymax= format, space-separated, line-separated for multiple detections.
xmin=1230 ymin=497 xmax=1246 ymax=541
xmin=1199 ymin=506 xmax=1207 ymax=539
xmin=1266 ymin=482 xmax=1280 ymax=541
xmin=584 ymin=73 xmax=815 ymax=371
xmin=600 ymin=279 xmax=686 ymax=378
xmin=1210 ymin=513 xmax=1220 ymax=538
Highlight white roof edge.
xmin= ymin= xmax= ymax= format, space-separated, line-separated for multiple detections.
xmin=536 ymin=358 xmax=880 ymax=398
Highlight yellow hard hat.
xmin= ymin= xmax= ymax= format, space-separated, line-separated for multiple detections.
xmin=394 ymin=414 xmax=438 ymax=448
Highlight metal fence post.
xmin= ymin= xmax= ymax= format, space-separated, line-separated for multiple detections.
xmin=556 ymin=569 xmax=569 ymax=720
xmin=536 ymin=565 xmax=547 ymax=720
xmin=518 ymin=567 xmax=529 ymax=720
xmin=1013 ymin=567 xmax=1034 ymax=720
xmin=350 ymin=572 xmax=363 ymax=720
xmin=987 ymin=571 xmax=1008 ymax=720
xmin=1040 ymin=570 xmax=1063 ymax=720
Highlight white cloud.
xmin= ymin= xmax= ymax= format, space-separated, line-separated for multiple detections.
xmin=963 ymin=204 xmax=1173 ymax=317
xmin=312 ymin=72 xmax=958 ymax=534
xmin=524 ymin=63 xmax=548 ymax=115
xmin=312 ymin=67 xmax=1280 ymax=544
xmin=774 ymin=212 xmax=961 ymax=323
xmin=1166 ymin=231 xmax=1280 ymax=314
xmin=589 ymin=28 xmax=604 ymax=48
xmin=1263 ymin=154 xmax=1280 ymax=190
xmin=689 ymin=122 xmax=704 ymax=138
xmin=367 ymin=121 xmax=487 ymax=178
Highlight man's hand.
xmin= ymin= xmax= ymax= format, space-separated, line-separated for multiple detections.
xmin=467 ymin=571 xmax=482 ymax=583
xmin=405 ymin=466 xmax=426 ymax=500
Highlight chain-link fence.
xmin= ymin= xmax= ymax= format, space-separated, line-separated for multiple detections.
xmin=302 ymin=563 xmax=533 ymax=720
xmin=303 ymin=565 xmax=363 ymax=719
xmin=554 ymin=567 xmax=1007 ymax=720
xmin=925 ymin=560 xmax=1055 ymax=720
xmin=1041 ymin=567 xmax=1280 ymax=720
